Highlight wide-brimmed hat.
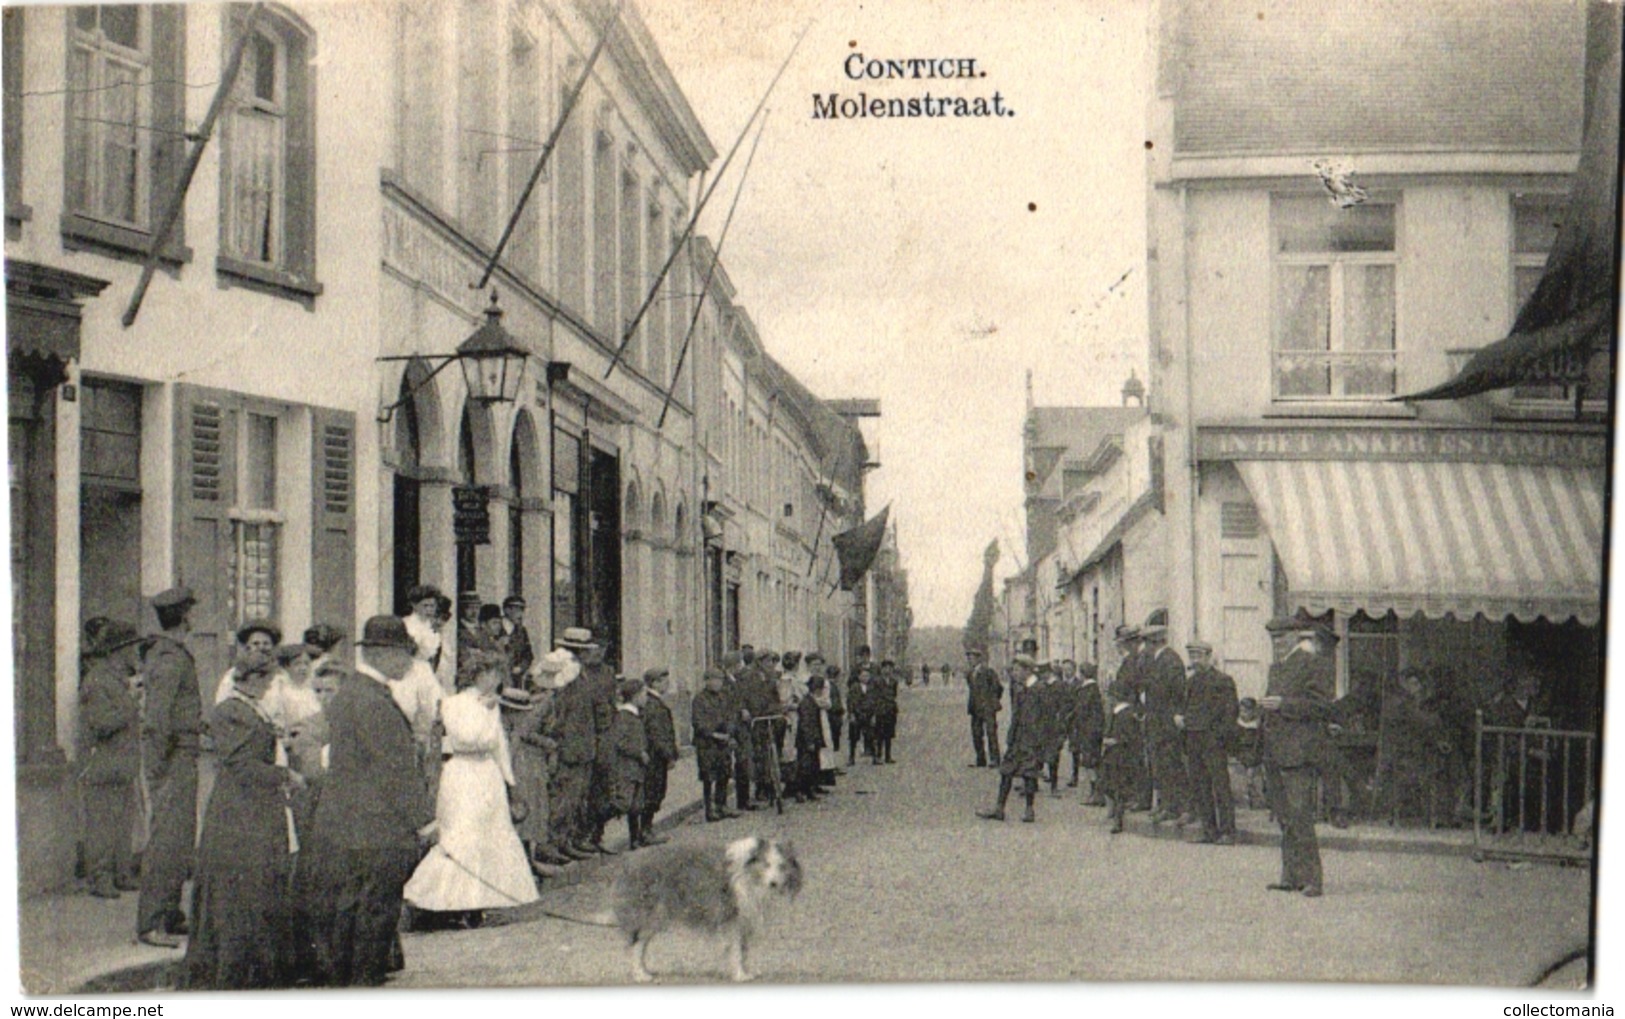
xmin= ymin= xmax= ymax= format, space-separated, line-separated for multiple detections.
xmin=557 ymin=626 xmax=596 ymax=650
xmin=1114 ymin=624 xmax=1140 ymax=642
xmin=1140 ymin=609 xmax=1169 ymax=640
xmin=236 ymin=618 xmax=282 ymax=646
xmin=92 ymin=620 xmax=148 ymax=658
xmin=356 ymin=615 xmax=415 ymax=651
xmin=534 ymin=648 xmax=581 ymax=687
xmin=1186 ymin=639 xmax=1214 ymax=655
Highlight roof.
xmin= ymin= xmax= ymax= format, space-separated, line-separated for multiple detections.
xmin=1025 ymin=406 xmax=1146 ymax=492
xmin=1169 ymin=0 xmax=1585 ymax=156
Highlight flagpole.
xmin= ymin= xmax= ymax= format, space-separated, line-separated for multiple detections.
xmin=656 ymin=112 xmax=772 ymax=429
xmin=473 ymin=0 xmax=626 ymax=291
xmin=123 ymin=3 xmax=264 ymax=327
xmin=604 ymin=21 xmax=810 ymax=382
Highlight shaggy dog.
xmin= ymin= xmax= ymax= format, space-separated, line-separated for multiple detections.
xmin=611 ymin=836 xmax=802 ymax=983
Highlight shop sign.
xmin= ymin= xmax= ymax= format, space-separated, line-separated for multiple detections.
xmin=1198 ymin=426 xmax=1605 ymax=467
xmin=453 ymin=485 xmax=491 ymax=546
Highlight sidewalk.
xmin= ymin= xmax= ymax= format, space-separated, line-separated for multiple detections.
xmin=23 ymin=752 xmax=707 ymax=995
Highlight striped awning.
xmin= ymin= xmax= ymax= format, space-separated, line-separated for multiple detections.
xmin=1235 ymin=460 xmax=1604 ymax=625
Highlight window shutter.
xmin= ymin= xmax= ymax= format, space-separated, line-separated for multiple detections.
xmin=311 ymin=407 xmax=355 ymax=637
xmin=173 ymin=384 xmax=237 ymax=699
xmin=284 ymin=34 xmax=317 ymax=280
xmin=148 ymin=5 xmax=186 ymax=247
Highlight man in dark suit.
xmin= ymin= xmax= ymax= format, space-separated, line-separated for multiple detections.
xmin=638 ymin=668 xmax=678 ymax=846
xmin=965 ymin=647 xmax=1003 ymax=767
xmin=136 ymin=587 xmax=203 ymax=948
xmin=308 ymin=616 xmax=436 ymax=986
xmin=691 ymin=670 xmax=737 ymax=822
xmin=1038 ymin=662 xmax=1074 ymax=795
xmin=1261 ymin=616 xmax=1336 ymax=898
xmin=1109 ymin=625 xmax=1152 ymax=811
xmin=1140 ymin=612 xmax=1191 ymax=825
xmin=1180 ymin=640 xmax=1239 ymax=844
xmin=576 ymin=635 xmax=620 ymax=852
xmin=545 ymin=636 xmax=599 ymax=861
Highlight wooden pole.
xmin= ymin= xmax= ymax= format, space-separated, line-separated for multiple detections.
xmin=123 ymin=3 xmax=264 ymax=328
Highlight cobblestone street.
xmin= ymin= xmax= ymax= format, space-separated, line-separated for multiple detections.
xmin=391 ymin=685 xmax=1591 ymax=989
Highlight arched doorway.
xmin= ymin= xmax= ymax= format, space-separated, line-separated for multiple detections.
xmin=392 ymin=359 xmax=443 ymax=613
xmin=648 ymin=489 xmax=668 ymax=668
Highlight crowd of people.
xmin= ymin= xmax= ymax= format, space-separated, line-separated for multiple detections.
xmin=70 ymin=579 xmax=912 ymax=988
xmin=970 ymin=610 xmax=1328 ymax=893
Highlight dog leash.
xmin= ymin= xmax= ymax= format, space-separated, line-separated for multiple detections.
xmin=434 ymin=845 xmax=619 ymax=928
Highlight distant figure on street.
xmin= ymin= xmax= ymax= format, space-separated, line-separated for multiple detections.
xmin=965 ymin=647 xmax=1003 ymax=767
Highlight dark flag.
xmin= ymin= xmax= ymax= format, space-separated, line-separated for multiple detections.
xmin=1398 ymin=5 xmax=1620 ymax=403
xmin=832 ymin=505 xmax=891 ymax=591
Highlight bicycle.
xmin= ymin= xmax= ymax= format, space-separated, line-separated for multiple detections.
xmin=749 ymin=714 xmax=788 ymax=815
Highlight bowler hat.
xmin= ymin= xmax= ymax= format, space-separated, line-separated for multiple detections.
xmin=356 ymin=615 xmax=415 ymax=650
xmin=557 ymin=626 xmax=596 ymax=650
xmin=478 ymin=604 xmax=502 ymax=623
xmin=502 ymin=595 xmax=526 ymax=609
xmin=151 ymin=586 xmax=197 ymax=611
xmin=1141 ymin=608 xmax=1168 ymax=639
xmin=236 ymin=618 xmax=283 ymax=646
xmin=303 ymin=623 xmax=345 ymax=653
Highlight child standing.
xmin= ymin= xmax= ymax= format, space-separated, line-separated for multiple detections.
xmin=609 ymin=678 xmax=651 ymax=849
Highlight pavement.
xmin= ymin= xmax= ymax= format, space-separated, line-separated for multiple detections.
xmin=17 ymin=685 xmax=1594 ymax=992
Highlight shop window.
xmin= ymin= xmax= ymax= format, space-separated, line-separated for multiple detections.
xmin=552 ymin=427 xmax=581 ymax=637
xmin=1508 ymin=195 xmax=1608 ymax=409
xmin=63 ymin=5 xmax=187 ymax=257
xmin=218 ymin=5 xmax=320 ymax=299
xmin=1344 ymin=611 xmax=1398 ymax=706
xmin=1271 ymin=195 xmax=1398 ymax=401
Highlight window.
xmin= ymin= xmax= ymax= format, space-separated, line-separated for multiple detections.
xmin=1509 ymin=195 xmax=1607 ymax=407
xmin=218 ymin=5 xmax=319 ymax=297
xmin=235 ymin=411 xmax=281 ymax=623
xmin=67 ymin=5 xmax=150 ymax=228
xmin=505 ymin=28 xmax=542 ymax=280
xmin=1272 ymin=196 xmax=1398 ymax=400
xmin=619 ymin=169 xmax=642 ymax=369
xmin=64 ymin=4 xmax=187 ymax=257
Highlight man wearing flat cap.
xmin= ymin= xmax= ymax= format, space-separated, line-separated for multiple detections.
xmin=136 ymin=586 xmax=202 ymax=948
xmin=307 ymin=616 xmax=436 ymax=985
xmin=978 ymin=655 xmax=1047 ymax=823
xmin=1179 ymin=640 xmax=1239 ymax=844
xmin=1260 ymin=615 xmax=1336 ymax=897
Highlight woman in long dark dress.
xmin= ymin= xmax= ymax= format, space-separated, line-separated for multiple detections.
xmin=184 ymin=651 xmax=300 ymax=989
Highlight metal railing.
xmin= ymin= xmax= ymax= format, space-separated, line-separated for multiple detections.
xmin=1473 ymin=712 xmax=1596 ymax=864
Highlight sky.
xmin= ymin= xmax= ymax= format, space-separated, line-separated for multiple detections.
xmin=641 ymin=0 xmax=1152 ymax=627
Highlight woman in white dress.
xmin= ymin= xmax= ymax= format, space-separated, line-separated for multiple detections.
xmin=404 ymin=653 xmax=538 ymax=920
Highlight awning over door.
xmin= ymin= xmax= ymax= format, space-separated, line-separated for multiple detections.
xmin=1235 ymin=459 xmax=1603 ymax=625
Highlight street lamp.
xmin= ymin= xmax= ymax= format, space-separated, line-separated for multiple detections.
xmin=377 ymin=291 xmax=528 ymax=422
